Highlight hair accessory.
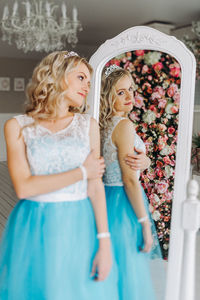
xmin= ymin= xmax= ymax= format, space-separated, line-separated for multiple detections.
xmin=138 ymin=215 xmax=149 ymax=223
xmin=64 ymin=51 xmax=79 ymax=59
xmin=97 ymin=232 xmax=111 ymax=239
xmin=79 ymin=165 xmax=87 ymax=181
xmin=104 ymin=64 xmax=122 ymax=78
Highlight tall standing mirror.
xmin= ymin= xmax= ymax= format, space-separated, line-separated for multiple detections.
xmin=88 ymin=26 xmax=196 ymax=300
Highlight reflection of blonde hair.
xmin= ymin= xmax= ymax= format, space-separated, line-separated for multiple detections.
xmin=100 ymin=67 xmax=135 ymax=130
xmin=25 ymin=51 xmax=92 ymax=122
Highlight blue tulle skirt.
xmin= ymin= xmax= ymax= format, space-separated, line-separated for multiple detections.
xmin=105 ymin=185 xmax=165 ymax=300
xmin=0 ymin=198 xmax=119 ymax=300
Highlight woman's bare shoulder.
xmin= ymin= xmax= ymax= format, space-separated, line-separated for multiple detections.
xmin=4 ymin=118 xmax=21 ymax=138
xmin=115 ymin=118 xmax=135 ymax=134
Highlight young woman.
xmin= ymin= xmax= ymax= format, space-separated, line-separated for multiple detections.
xmin=0 ymin=52 xmax=119 ymax=300
xmin=100 ymin=65 xmax=163 ymax=300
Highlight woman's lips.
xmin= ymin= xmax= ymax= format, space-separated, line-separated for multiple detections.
xmin=124 ymin=102 xmax=133 ymax=106
xmin=78 ymin=92 xmax=86 ymax=98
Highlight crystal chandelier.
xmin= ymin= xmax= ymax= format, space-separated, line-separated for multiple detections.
xmin=1 ymin=0 xmax=83 ymax=53
xmin=183 ymin=21 xmax=200 ymax=80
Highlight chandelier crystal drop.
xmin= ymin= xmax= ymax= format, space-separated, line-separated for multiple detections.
xmin=1 ymin=0 xmax=83 ymax=53
xmin=183 ymin=21 xmax=200 ymax=80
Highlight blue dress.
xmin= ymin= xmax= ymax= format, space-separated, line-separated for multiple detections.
xmin=101 ymin=116 xmax=164 ymax=300
xmin=0 ymin=113 xmax=119 ymax=300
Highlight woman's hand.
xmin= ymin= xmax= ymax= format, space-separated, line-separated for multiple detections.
xmin=91 ymin=240 xmax=112 ymax=281
xmin=124 ymin=147 xmax=151 ymax=171
xmin=83 ymin=149 xmax=105 ymax=180
xmin=140 ymin=222 xmax=153 ymax=253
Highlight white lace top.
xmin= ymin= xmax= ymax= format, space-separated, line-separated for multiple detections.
xmin=14 ymin=113 xmax=91 ymax=202
xmin=101 ymin=115 xmax=146 ymax=186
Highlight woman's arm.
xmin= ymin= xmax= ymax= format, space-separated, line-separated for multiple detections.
xmin=125 ymin=148 xmax=151 ymax=171
xmin=4 ymin=118 xmax=105 ymax=199
xmin=112 ymin=119 xmax=152 ymax=252
xmin=87 ymin=118 xmax=112 ymax=281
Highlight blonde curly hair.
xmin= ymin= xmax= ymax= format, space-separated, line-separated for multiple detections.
xmin=100 ymin=67 xmax=135 ymax=130
xmin=25 ymin=51 xmax=92 ymax=122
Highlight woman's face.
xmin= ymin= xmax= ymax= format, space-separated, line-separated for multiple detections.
xmin=62 ymin=62 xmax=91 ymax=108
xmin=113 ymin=75 xmax=134 ymax=115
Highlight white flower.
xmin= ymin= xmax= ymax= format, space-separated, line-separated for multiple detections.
xmin=163 ymin=243 xmax=169 ymax=250
xmin=144 ymin=51 xmax=162 ymax=65
xmin=160 ymin=145 xmax=172 ymax=156
xmin=152 ymin=210 xmax=161 ymax=221
xmin=165 ymin=103 xmax=174 ymax=114
xmin=165 ymin=165 xmax=173 ymax=178
xmin=142 ymin=110 xmax=156 ymax=124
xmin=162 ymin=81 xmax=170 ymax=89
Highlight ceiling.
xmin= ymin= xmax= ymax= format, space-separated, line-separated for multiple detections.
xmin=0 ymin=0 xmax=200 ymax=60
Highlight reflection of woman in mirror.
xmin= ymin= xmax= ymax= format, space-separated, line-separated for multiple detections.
xmin=100 ymin=65 xmax=162 ymax=299
xmin=0 ymin=52 xmax=119 ymax=299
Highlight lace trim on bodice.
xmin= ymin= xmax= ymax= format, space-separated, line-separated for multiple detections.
xmin=14 ymin=113 xmax=91 ymax=202
xmin=101 ymin=116 xmax=146 ymax=186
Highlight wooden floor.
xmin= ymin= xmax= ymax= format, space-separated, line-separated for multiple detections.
xmin=0 ymin=161 xmax=199 ymax=299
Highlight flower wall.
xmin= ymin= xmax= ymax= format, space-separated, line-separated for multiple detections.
xmin=106 ymin=50 xmax=181 ymax=259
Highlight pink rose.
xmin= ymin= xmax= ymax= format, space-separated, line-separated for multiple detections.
xmin=158 ymin=124 xmax=167 ymax=132
xmin=149 ymin=193 xmax=160 ymax=206
xmin=156 ymin=181 xmax=169 ymax=194
xmin=173 ymin=92 xmax=180 ymax=104
xmin=129 ymin=111 xmax=140 ymax=122
xmin=153 ymin=62 xmax=163 ymax=72
xmin=134 ymin=93 xmax=144 ymax=108
xmin=135 ymin=50 xmax=145 ymax=56
xmin=167 ymin=84 xmax=178 ymax=97
xmin=142 ymin=65 xmax=149 ymax=74
xmin=169 ymin=63 xmax=181 ymax=77
xmin=163 ymin=156 xmax=171 ymax=164
xmin=163 ymin=118 xmax=168 ymax=124
xmin=151 ymin=92 xmax=160 ymax=100
xmin=153 ymin=86 xmax=165 ymax=97
xmin=147 ymin=170 xmax=156 ymax=180
xmin=168 ymin=127 xmax=175 ymax=135
xmin=149 ymin=105 xmax=157 ymax=112
xmin=158 ymin=98 xmax=167 ymax=108
xmin=170 ymin=159 xmax=175 ymax=167
xmin=148 ymin=75 xmax=153 ymax=81
xmin=156 ymin=168 xmax=164 ymax=178
xmin=165 ymin=191 xmax=173 ymax=201
xmin=158 ymin=136 xmax=168 ymax=150
xmin=171 ymin=105 xmax=179 ymax=114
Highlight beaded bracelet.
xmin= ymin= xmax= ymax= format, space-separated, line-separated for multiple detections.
xmin=79 ymin=165 xmax=87 ymax=181
xmin=138 ymin=215 xmax=149 ymax=223
xmin=97 ymin=232 xmax=111 ymax=239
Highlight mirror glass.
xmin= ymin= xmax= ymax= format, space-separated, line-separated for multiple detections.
xmin=99 ymin=49 xmax=182 ymax=299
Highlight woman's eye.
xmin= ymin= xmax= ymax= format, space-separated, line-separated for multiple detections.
xmin=78 ymin=75 xmax=84 ymax=81
xmin=129 ymin=86 xmax=133 ymax=91
xmin=118 ymin=91 xmax=124 ymax=96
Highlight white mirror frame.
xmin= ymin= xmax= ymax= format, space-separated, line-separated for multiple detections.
xmin=88 ymin=26 xmax=196 ymax=300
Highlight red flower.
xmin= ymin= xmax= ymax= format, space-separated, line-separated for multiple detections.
xmin=168 ymin=127 xmax=175 ymax=134
xmin=156 ymin=161 xmax=164 ymax=168
xmin=163 ymin=156 xmax=171 ymax=164
xmin=153 ymin=62 xmax=163 ymax=72
xmin=171 ymin=105 xmax=179 ymax=114
xmin=135 ymin=50 xmax=145 ymax=56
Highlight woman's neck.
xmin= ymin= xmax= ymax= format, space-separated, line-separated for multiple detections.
xmin=112 ymin=112 xmax=127 ymax=117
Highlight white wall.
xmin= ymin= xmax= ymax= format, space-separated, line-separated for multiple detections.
xmin=0 ymin=113 xmax=17 ymax=161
